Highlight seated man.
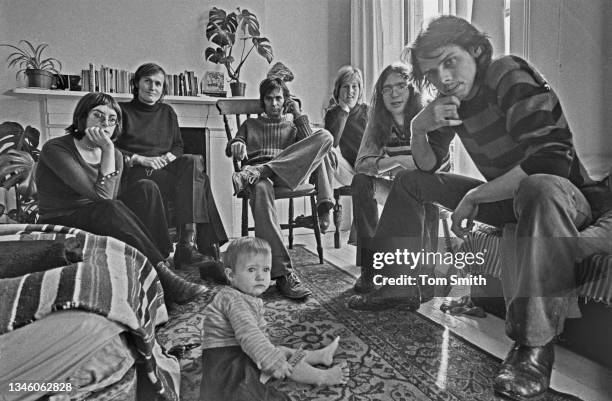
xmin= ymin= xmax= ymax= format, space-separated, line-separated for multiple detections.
xmin=349 ymin=16 xmax=612 ymax=400
xmin=228 ymin=77 xmax=334 ymax=300
xmin=117 ymin=63 xmax=228 ymax=266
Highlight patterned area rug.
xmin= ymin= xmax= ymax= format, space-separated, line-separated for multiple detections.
xmin=157 ymin=246 xmax=582 ymax=401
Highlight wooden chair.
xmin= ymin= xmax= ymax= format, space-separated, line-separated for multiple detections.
xmin=216 ymin=98 xmax=324 ymax=264
xmin=333 ymin=185 xmax=352 ymax=248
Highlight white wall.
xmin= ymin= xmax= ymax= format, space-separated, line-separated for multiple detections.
xmin=510 ymin=0 xmax=611 ymax=178
xmin=0 ymin=0 xmax=350 ymax=129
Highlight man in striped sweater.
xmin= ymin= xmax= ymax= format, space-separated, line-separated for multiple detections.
xmin=350 ymin=16 xmax=611 ymax=400
xmin=227 ymin=78 xmax=334 ymax=300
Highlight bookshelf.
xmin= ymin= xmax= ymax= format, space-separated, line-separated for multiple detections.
xmin=6 ymin=88 xmax=217 ymax=105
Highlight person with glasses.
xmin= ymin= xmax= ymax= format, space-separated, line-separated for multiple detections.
xmin=117 ymin=63 xmax=228 ymax=268
xmin=36 ymin=92 xmax=207 ymax=305
xmin=349 ymin=63 xmax=443 ymax=296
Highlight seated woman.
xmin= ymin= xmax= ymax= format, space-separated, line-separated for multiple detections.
xmin=324 ymin=66 xmax=368 ymax=187
xmin=116 ymin=63 xmax=228 ymax=266
xmin=350 ymin=63 xmax=441 ymax=296
xmin=35 ymin=92 xmax=205 ymax=305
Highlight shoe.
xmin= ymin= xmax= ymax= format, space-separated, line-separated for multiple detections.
xmin=173 ymin=242 xmax=194 ymax=268
xmin=317 ymin=201 xmax=333 ymax=233
xmin=348 ymin=286 xmax=420 ymax=311
xmin=232 ymin=166 xmax=261 ymax=195
xmin=198 ymin=260 xmax=228 ymax=284
xmin=493 ymin=342 xmax=554 ymax=401
xmin=319 ymin=212 xmax=331 ymax=233
xmin=353 ymin=274 xmax=376 ymax=293
xmin=198 ymin=243 xmax=220 ymax=262
xmin=276 ymin=271 xmax=311 ymax=300
xmin=353 ymin=264 xmax=375 ymax=293
xmin=294 ymin=214 xmax=314 ymax=229
xmin=156 ymin=261 xmax=208 ymax=304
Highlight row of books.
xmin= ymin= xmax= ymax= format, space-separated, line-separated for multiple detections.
xmin=81 ymin=64 xmax=133 ymax=94
xmin=79 ymin=64 xmax=203 ymax=97
xmin=165 ymin=71 xmax=199 ymax=97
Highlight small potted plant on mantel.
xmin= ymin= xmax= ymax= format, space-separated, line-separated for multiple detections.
xmin=205 ymin=7 xmax=273 ymax=96
xmin=0 ymin=40 xmax=62 ymax=89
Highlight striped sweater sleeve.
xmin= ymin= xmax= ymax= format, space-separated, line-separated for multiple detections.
xmin=222 ymin=291 xmax=286 ymax=375
xmin=293 ymin=114 xmax=313 ymax=141
xmin=488 ymin=56 xmax=574 ymax=178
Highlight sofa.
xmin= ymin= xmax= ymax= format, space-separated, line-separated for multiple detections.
xmin=0 ymin=224 xmax=180 ymax=401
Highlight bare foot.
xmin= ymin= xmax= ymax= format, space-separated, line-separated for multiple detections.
xmin=319 ymin=361 xmax=350 ymax=386
xmin=319 ymin=336 xmax=341 ymax=366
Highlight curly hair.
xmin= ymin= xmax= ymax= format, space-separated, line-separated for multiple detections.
xmin=404 ymin=15 xmax=492 ymax=92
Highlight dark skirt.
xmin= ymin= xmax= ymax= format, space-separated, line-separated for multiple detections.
xmin=200 ymin=346 xmax=290 ymax=401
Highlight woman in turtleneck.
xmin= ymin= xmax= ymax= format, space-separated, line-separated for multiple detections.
xmin=116 ymin=63 xmax=228 ymax=269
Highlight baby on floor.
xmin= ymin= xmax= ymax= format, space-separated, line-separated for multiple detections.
xmin=199 ymin=237 xmax=349 ymax=400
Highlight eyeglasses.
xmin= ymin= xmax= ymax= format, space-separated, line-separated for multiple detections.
xmin=89 ymin=110 xmax=118 ymax=127
xmin=381 ymin=82 xmax=410 ymax=96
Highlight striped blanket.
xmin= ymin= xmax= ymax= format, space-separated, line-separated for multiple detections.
xmin=0 ymin=224 xmax=180 ymax=400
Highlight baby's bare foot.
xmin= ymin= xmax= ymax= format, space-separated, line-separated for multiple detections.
xmin=319 ymin=361 xmax=349 ymax=386
xmin=320 ymin=336 xmax=340 ymax=367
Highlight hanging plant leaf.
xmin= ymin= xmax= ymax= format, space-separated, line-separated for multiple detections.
xmin=253 ymin=38 xmax=274 ymax=63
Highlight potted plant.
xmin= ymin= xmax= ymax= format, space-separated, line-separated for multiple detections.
xmin=205 ymin=7 xmax=273 ymax=96
xmin=0 ymin=40 xmax=62 ymax=89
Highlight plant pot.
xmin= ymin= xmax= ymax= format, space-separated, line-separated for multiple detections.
xmin=230 ymin=81 xmax=246 ymax=97
xmin=26 ymin=69 xmax=54 ymax=89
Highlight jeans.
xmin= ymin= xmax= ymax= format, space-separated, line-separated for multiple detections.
xmin=249 ymin=130 xmax=333 ymax=278
xmin=374 ymin=169 xmax=612 ymax=346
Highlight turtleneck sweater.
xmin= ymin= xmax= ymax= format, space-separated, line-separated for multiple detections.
xmin=117 ymin=98 xmax=184 ymax=157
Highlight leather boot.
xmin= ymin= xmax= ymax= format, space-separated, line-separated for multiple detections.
xmin=155 ymin=261 xmax=207 ymax=305
xmin=493 ymin=341 xmax=555 ymax=400
xmin=353 ymin=263 xmax=375 ymax=293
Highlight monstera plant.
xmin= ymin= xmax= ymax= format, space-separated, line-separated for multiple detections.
xmin=205 ymin=7 xmax=273 ymax=95
xmin=0 ymin=122 xmax=40 ymax=223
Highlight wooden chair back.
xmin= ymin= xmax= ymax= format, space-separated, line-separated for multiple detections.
xmin=216 ymin=99 xmax=263 ymax=172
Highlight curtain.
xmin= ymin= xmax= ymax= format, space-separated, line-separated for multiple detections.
xmin=350 ymin=0 xmax=422 ymax=101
